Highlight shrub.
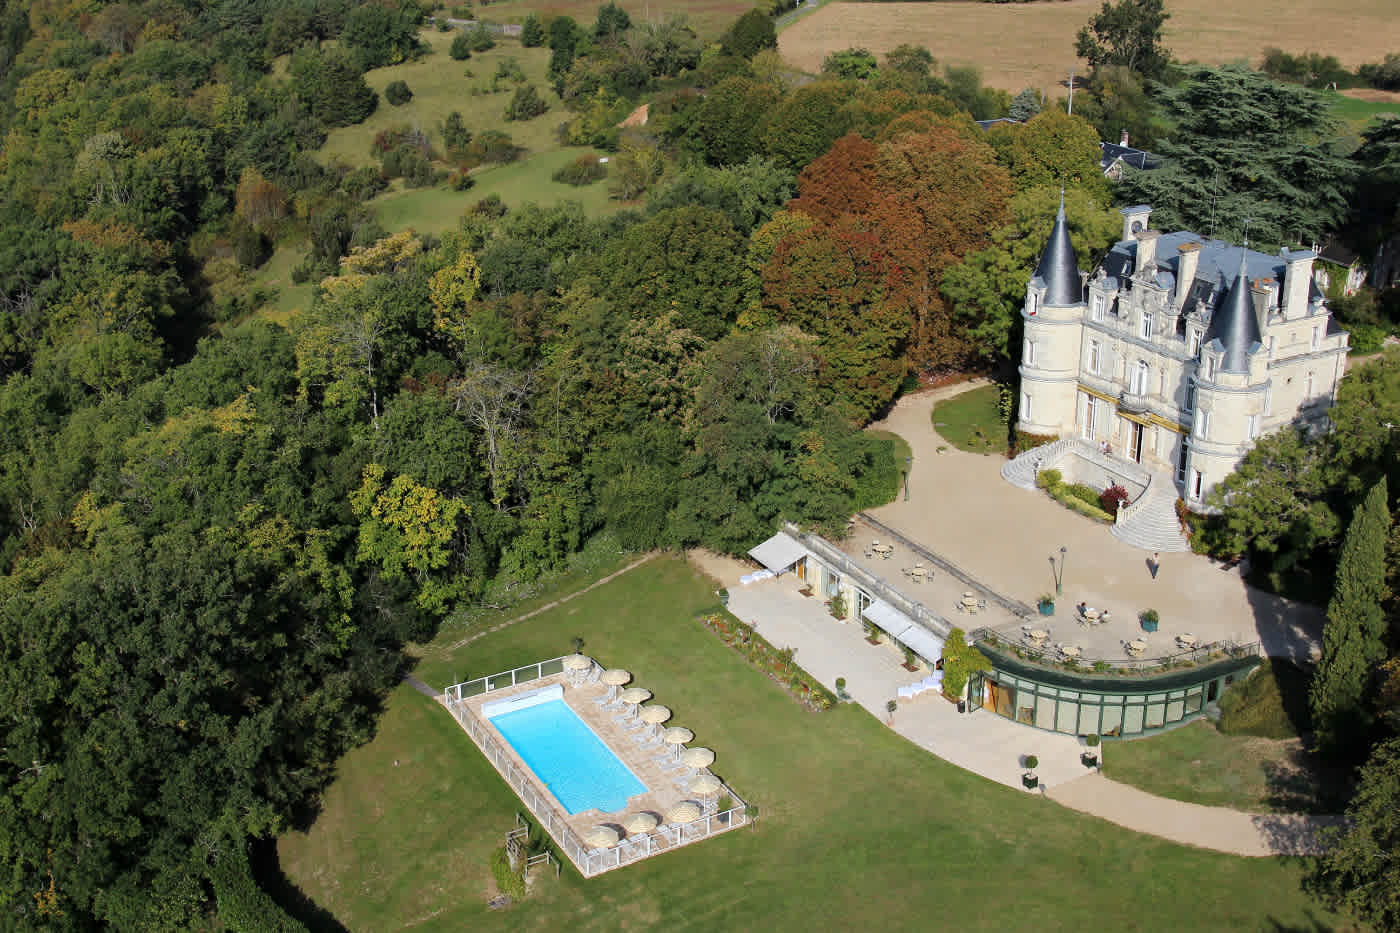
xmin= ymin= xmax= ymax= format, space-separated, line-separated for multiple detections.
xmin=341 ymin=165 xmax=388 ymax=201
xmin=1218 ymin=660 xmax=1309 ymax=738
xmin=489 ymin=847 xmax=525 ymax=899
xmin=1048 ymin=484 xmax=1114 ymax=522
xmin=505 ymin=84 xmax=549 ymax=121
xmin=466 ymin=23 xmax=495 ymax=52
xmin=385 ymin=79 xmax=413 ymax=105
xmin=1024 ymin=755 xmax=1039 ymax=770
xmin=1085 ymin=733 xmax=1100 ymax=747
xmin=371 ymin=125 xmax=431 ymax=156
xmin=1140 ymin=608 xmax=1160 ymax=625
xmin=1035 ymin=468 xmax=1061 ymax=490
xmin=441 ymin=111 xmax=472 ymax=159
xmin=828 ymin=592 xmax=848 ymax=620
xmin=456 ymin=129 xmax=524 ymax=169
xmin=449 ymin=170 xmax=475 ymax=191
xmin=210 ymin=847 xmax=308 ymax=932
xmin=470 ymin=193 xmax=508 ymax=218
xmin=493 ymin=57 xmax=527 ymax=85
xmin=521 ymin=13 xmax=544 ymax=47
xmin=450 ymin=34 xmax=472 ymax=60
xmin=551 ymin=154 xmax=606 ymax=186
xmin=940 ymin=627 xmax=990 ymax=701
xmin=1100 ymin=483 xmax=1130 ymax=517
xmin=1065 ymin=482 xmax=1101 ymax=508
xmin=230 ymin=219 xmax=270 ymax=268
xmin=1015 ymin=429 xmax=1057 ymax=455
xmin=902 ymin=645 xmax=917 ymax=668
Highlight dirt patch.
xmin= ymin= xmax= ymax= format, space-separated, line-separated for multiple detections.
xmin=618 ymin=103 xmax=649 ymax=127
xmin=1342 ymin=87 xmax=1400 ymax=103
xmin=780 ymin=0 xmax=1400 ymax=93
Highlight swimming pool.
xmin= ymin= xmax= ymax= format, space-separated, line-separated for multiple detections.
xmin=486 ymin=688 xmax=646 ymax=815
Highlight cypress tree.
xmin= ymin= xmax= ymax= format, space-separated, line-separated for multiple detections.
xmin=1311 ymin=476 xmax=1391 ymax=756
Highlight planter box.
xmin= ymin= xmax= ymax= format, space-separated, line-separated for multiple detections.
xmin=1022 ymin=772 xmax=1039 ymax=790
xmin=1140 ymin=618 xmax=1159 ymax=633
xmin=1081 ymin=752 xmax=1099 ymax=768
xmin=1038 ymin=603 xmax=1055 ymax=616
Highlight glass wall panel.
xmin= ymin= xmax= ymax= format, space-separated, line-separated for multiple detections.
xmin=1056 ymin=699 xmax=1078 ymax=733
xmin=1101 ymin=705 xmax=1123 ymax=737
xmin=1147 ymin=693 xmax=1167 ymax=703
xmin=1078 ymin=702 xmax=1100 ymax=735
xmin=1145 ymin=703 xmax=1165 ymax=729
xmin=1059 ymin=690 xmax=1079 ymax=701
xmin=1037 ymin=695 xmax=1056 ymax=729
xmin=1165 ymin=699 xmax=1185 ymax=722
xmin=1185 ymin=689 xmax=1204 ymax=713
xmin=1123 ymin=705 xmax=1144 ymax=734
xmin=1101 ymin=693 xmax=1124 ymax=705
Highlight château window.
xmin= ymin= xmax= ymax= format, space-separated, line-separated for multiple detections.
xmin=1304 ymin=371 xmax=1314 ymax=399
xmin=1027 ymin=292 xmax=1038 ymax=317
xmin=1311 ymin=325 xmax=1321 ymax=350
xmin=1130 ymin=361 xmax=1149 ymax=395
xmin=1268 ymin=335 xmax=1276 ymax=356
xmin=1192 ymin=470 xmax=1204 ymax=500
xmin=1205 ymin=356 xmax=1218 ymax=380
xmin=1196 ymin=410 xmax=1211 ymax=440
xmin=1022 ymin=392 xmax=1032 ymax=420
xmin=1025 ymin=339 xmax=1036 ymax=365
xmin=1139 ymin=314 xmax=1153 ymax=340
xmin=1091 ymin=295 xmax=1105 ymax=321
xmin=1246 ymin=414 xmax=1259 ymax=439
xmin=1184 ymin=385 xmax=1196 ymax=413
xmin=1088 ymin=340 xmax=1101 ymax=374
xmin=1190 ymin=330 xmax=1202 ymax=357
xmin=1264 ymin=386 xmax=1272 ymax=416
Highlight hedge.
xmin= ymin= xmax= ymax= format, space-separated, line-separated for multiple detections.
xmin=1048 ymin=484 xmax=1114 ymax=522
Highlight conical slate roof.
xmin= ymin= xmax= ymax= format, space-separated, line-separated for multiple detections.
xmin=1034 ymin=194 xmax=1082 ymax=306
xmin=1204 ymin=250 xmax=1262 ymax=374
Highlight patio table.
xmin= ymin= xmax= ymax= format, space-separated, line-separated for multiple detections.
xmin=1176 ymin=633 xmax=1197 ymax=648
xmin=1127 ymin=639 xmax=1147 ymax=656
xmin=1060 ymin=645 xmax=1081 ymax=659
xmin=1029 ymin=629 xmax=1048 ymax=641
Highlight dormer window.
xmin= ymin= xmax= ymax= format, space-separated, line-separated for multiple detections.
xmin=1205 ymin=355 xmax=1218 ymax=380
xmin=1140 ymin=314 xmax=1153 ymax=340
xmin=1027 ymin=291 xmax=1038 ymax=317
xmin=1190 ymin=330 xmax=1202 ymax=357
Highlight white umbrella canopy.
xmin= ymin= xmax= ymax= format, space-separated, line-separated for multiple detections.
xmin=666 ymin=802 xmax=701 ymax=824
xmin=584 ymin=825 xmax=620 ymax=848
xmin=624 ymin=812 xmax=659 ymax=834
xmin=600 ymin=669 xmax=632 ymax=686
xmin=639 ymin=704 xmax=671 ymax=725
xmin=681 ymin=747 xmax=715 ymax=769
xmin=662 ymin=726 xmax=693 ymax=746
xmin=619 ymin=687 xmax=652 ymax=705
xmin=688 ymin=774 xmax=721 ymax=796
xmin=562 ymin=654 xmax=592 ymax=670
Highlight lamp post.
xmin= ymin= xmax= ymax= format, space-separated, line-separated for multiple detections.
xmin=904 ymin=456 xmax=912 ymax=502
xmin=1054 ymin=546 xmax=1068 ymax=596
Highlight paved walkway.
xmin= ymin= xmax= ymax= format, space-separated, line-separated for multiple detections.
xmin=695 ymin=545 xmax=1337 ymax=857
xmin=867 ymin=385 xmax=1325 ymax=665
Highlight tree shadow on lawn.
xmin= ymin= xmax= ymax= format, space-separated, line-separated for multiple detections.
xmin=251 ymin=835 xmax=353 ymax=933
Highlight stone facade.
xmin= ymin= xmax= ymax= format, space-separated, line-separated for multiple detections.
xmin=1017 ymin=203 xmax=1350 ymax=506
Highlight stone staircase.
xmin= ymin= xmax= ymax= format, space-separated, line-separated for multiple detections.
xmin=1000 ymin=439 xmax=1072 ymax=490
xmin=1110 ymin=482 xmax=1191 ymax=553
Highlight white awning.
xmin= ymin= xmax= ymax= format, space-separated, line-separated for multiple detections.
xmin=861 ymin=599 xmax=912 ymax=634
xmin=862 ymin=600 xmax=945 ymax=661
xmin=748 ymin=532 xmax=809 ymax=574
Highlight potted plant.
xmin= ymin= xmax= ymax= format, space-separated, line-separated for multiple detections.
xmin=862 ymin=620 xmax=881 ymax=645
xmin=1037 ymin=593 xmax=1055 ymax=616
xmin=1022 ymin=754 xmax=1039 ymax=789
xmin=1140 ymin=608 xmax=1160 ymax=633
xmin=1082 ymin=734 xmax=1101 ymax=768
xmin=901 ymin=645 xmax=919 ymax=671
xmin=717 ymin=588 xmax=730 ymax=607
xmin=886 ymin=699 xmax=897 ymax=724
xmin=835 ymin=676 xmax=849 ymax=701
xmin=828 ymin=591 xmax=849 ymax=621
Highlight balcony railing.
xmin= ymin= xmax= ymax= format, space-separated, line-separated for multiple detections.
xmin=972 ymin=626 xmax=1261 ymax=680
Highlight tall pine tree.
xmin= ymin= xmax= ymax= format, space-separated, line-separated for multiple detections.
xmin=1311 ymin=476 xmax=1391 ymax=756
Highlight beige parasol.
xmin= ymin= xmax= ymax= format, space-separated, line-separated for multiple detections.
xmin=662 ymin=726 xmax=693 ymax=746
xmin=639 ymin=704 xmax=671 ymax=725
xmin=600 ymin=669 xmax=632 ymax=686
xmin=681 ymin=747 xmax=715 ymax=769
xmin=688 ymin=773 xmax=721 ymax=796
xmin=619 ymin=686 xmax=652 ymax=705
xmin=584 ymin=825 xmax=620 ymax=848
xmin=562 ymin=654 xmax=592 ymax=670
xmin=666 ymin=802 xmax=701 ymax=824
xmin=624 ymin=811 xmax=659 ymax=834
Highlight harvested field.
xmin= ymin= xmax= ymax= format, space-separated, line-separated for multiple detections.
xmin=469 ymin=0 xmax=753 ymax=37
xmin=780 ymin=0 xmax=1400 ymax=93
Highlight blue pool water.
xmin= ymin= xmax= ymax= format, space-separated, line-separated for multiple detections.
xmin=488 ymin=699 xmax=645 ymax=814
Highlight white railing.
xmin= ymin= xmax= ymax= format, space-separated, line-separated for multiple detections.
xmin=442 ymin=662 xmax=752 ymax=878
xmin=443 ymin=656 xmax=567 ymax=705
xmin=1114 ymin=474 xmax=1158 ymax=526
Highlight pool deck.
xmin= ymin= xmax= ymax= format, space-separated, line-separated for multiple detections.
xmin=455 ymin=671 xmax=736 ymax=846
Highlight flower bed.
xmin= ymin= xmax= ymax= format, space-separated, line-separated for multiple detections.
xmin=700 ymin=614 xmax=837 ymax=712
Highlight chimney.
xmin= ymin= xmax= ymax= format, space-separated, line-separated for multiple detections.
xmin=1175 ymin=242 xmax=1200 ymax=309
xmin=1281 ymin=247 xmax=1316 ymax=319
xmin=1120 ymin=129 xmax=1130 ymax=147
xmin=1135 ymin=229 xmax=1160 ymax=273
xmin=1119 ymin=205 xmax=1152 ymax=242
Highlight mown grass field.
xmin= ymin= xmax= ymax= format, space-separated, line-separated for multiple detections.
xmin=1330 ymin=89 xmax=1400 ymax=135
xmin=780 ymin=0 xmax=1400 ymax=93
xmin=278 ymin=554 xmax=1344 ymax=932
xmin=930 ymin=383 xmax=1007 ymax=454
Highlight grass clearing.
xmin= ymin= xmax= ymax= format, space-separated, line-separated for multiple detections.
xmin=780 ymin=0 xmax=1400 ymax=93
xmin=1104 ymin=720 xmax=1354 ymax=814
xmin=458 ymin=0 xmax=752 ymax=40
xmin=319 ymin=32 xmax=565 ymax=170
xmin=279 ymin=554 xmax=1341 ymax=932
xmin=1218 ymin=660 xmax=1313 ymax=739
xmin=1329 ymin=89 xmax=1400 ymax=135
xmin=930 ymin=384 xmax=1007 ymax=454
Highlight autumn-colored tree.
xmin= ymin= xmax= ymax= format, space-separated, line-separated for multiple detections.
xmin=987 ymin=109 xmax=1110 ymax=199
xmin=788 ymin=133 xmax=880 ymax=224
xmin=234 ymin=167 xmax=288 ymax=231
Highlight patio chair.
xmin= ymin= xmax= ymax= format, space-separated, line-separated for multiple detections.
xmin=954 ymin=602 xmax=965 ymax=612
xmin=977 ymin=599 xmax=987 ymax=610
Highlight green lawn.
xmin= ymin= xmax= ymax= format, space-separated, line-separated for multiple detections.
xmin=931 ymin=384 xmax=1009 ymax=454
xmin=278 ymin=555 xmax=1344 ymax=932
xmin=1104 ymin=720 xmax=1353 ymax=814
xmin=1326 ymin=91 xmax=1400 ymax=135
xmin=248 ymin=243 xmax=314 ymax=324
xmin=319 ymin=32 xmax=565 ymax=170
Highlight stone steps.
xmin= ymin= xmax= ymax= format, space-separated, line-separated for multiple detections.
xmin=999 ymin=439 xmax=1071 ymax=491
xmin=1111 ymin=487 xmax=1191 ymax=553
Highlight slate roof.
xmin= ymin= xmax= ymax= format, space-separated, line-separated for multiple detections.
xmin=975 ymin=118 xmax=1024 ymax=131
xmin=1033 ymin=195 xmax=1082 ymax=306
xmin=1099 ymin=142 xmax=1160 ymax=173
xmin=1203 ymin=251 xmax=1263 ymax=374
